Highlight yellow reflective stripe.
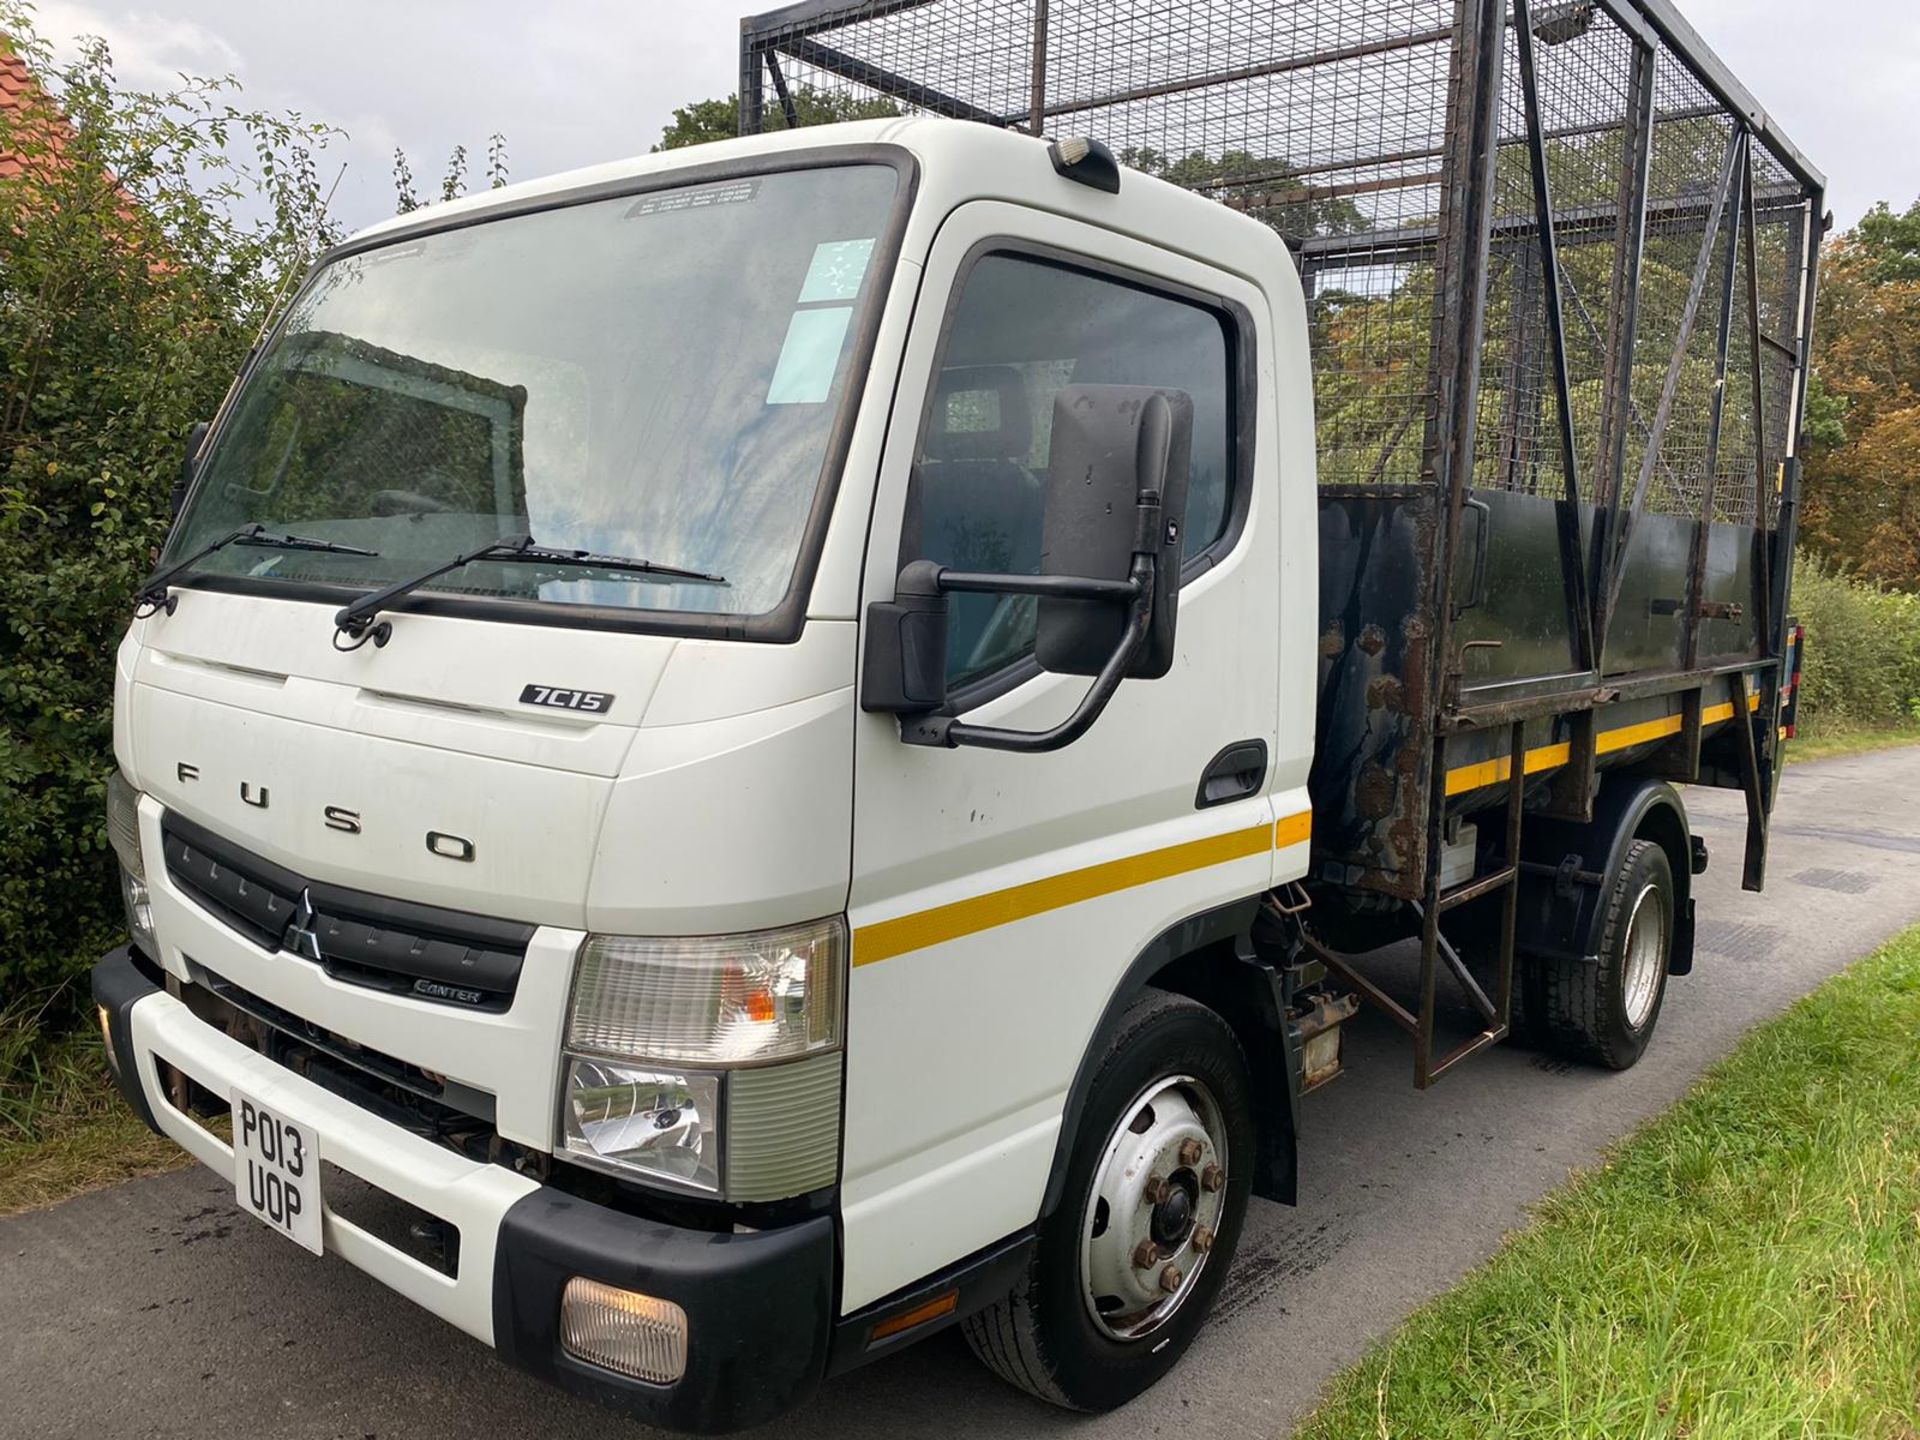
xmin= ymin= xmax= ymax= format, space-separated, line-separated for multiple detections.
xmin=1443 ymin=741 xmax=1574 ymax=798
xmin=1596 ymin=713 xmax=1687 ymax=754
xmin=1445 ymin=690 xmax=1761 ymax=795
xmin=1275 ymin=809 xmax=1313 ymax=849
xmin=854 ymin=812 xmax=1310 ymax=968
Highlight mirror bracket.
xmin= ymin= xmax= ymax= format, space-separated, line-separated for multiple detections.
xmin=858 ymin=559 xmax=952 ymax=715
xmin=900 ymin=544 xmax=1159 ymax=753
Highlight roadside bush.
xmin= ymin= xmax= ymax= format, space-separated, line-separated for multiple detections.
xmin=0 ymin=10 xmax=338 ymax=1006
xmin=1789 ymin=556 xmax=1920 ymax=730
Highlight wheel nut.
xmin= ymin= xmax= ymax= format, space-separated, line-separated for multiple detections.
xmin=1145 ymin=1173 xmax=1170 ymax=1204
xmin=1178 ymin=1138 xmax=1204 ymax=1167
xmin=1131 ymin=1240 xmax=1160 ymax=1270
xmin=1201 ymin=1164 xmax=1226 ymax=1193
xmin=1158 ymin=1263 xmax=1183 ymax=1294
xmin=1191 ymin=1224 xmax=1215 ymax=1254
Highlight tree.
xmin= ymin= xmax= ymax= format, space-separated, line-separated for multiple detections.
xmin=1800 ymin=198 xmax=1920 ymax=589
xmin=0 ymin=6 xmax=341 ymax=1000
xmin=393 ymin=131 xmax=509 ymax=214
xmin=1119 ymin=145 xmax=1371 ymax=242
xmin=654 ymin=88 xmax=899 ymax=150
xmin=1850 ymin=199 xmax=1920 ymax=285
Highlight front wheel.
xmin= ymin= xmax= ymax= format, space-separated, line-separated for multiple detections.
xmin=962 ymin=989 xmax=1255 ymax=1410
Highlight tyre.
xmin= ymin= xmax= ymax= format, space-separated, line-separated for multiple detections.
xmin=1509 ymin=953 xmax=1551 ymax=1050
xmin=1538 ymin=838 xmax=1675 ymax=1069
xmin=961 ymin=988 xmax=1255 ymax=1411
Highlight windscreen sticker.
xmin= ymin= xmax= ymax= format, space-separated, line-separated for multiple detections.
xmin=766 ymin=306 xmax=853 ymax=405
xmin=797 ymin=238 xmax=876 ymax=303
xmin=626 ymin=178 xmax=760 ymax=218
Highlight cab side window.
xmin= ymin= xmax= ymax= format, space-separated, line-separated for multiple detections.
xmin=905 ymin=252 xmax=1237 ymax=690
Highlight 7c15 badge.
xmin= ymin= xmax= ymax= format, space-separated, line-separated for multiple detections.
xmin=518 ymin=685 xmax=614 ymax=713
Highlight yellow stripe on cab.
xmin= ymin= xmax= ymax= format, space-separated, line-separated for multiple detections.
xmin=854 ymin=810 xmax=1312 ymax=968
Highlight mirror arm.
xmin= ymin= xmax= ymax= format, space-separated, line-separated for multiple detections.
xmin=936 ymin=570 xmax=1143 ymax=604
xmin=902 ymin=553 xmax=1157 ymax=754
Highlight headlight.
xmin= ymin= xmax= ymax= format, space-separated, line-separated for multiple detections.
xmin=106 ymin=770 xmax=143 ymax=880
xmin=563 ymin=1062 xmax=721 ymax=1192
xmin=566 ymin=917 xmax=845 ymax=1066
xmin=119 ymin=865 xmax=157 ymax=954
xmin=560 ymin=917 xmax=847 ymax=1199
xmin=107 ymin=772 xmax=156 ymax=953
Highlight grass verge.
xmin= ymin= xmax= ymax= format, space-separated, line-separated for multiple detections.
xmin=1295 ymin=926 xmax=1920 ymax=1440
xmin=1786 ymin=723 xmax=1920 ymax=766
xmin=0 ymin=999 xmax=191 ymax=1218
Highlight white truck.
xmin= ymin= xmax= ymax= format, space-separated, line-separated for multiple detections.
xmin=94 ymin=0 xmax=1822 ymax=1429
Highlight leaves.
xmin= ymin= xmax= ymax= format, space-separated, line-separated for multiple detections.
xmin=1802 ymin=200 xmax=1920 ymax=590
xmin=392 ymin=134 xmax=510 ymax=214
xmin=391 ymin=145 xmax=419 ymax=214
xmin=652 ymin=88 xmax=899 ymax=151
xmin=1851 ymin=199 xmax=1920 ymax=286
xmin=0 ymin=3 xmax=341 ymax=1006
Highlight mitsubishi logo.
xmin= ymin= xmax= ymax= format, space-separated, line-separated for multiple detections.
xmin=283 ymin=888 xmax=324 ymax=962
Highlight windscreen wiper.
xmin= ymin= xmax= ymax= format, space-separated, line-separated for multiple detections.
xmin=135 ymin=523 xmax=380 ymax=618
xmin=332 ymin=533 xmax=727 ymax=650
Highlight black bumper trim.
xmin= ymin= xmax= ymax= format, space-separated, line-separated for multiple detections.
xmin=493 ymin=1189 xmax=836 ymax=1434
xmin=825 ymin=1229 xmax=1035 ymax=1375
xmin=92 ymin=945 xmax=165 ymax=1135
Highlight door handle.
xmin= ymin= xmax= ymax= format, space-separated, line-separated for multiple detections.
xmin=1195 ymin=739 xmax=1268 ymax=809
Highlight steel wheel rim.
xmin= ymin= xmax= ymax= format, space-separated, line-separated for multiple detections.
xmin=1078 ymin=1073 xmax=1228 ymax=1342
xmin=1621 ymin=881 xmax=1666 ymax=1030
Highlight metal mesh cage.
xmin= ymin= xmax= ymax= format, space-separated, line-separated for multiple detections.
xmin=741 ymin=0 xmax=1821 ymax=526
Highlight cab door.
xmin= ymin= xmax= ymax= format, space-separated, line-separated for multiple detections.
xmin=838 ymin=201 xmax=1298 ymax=1311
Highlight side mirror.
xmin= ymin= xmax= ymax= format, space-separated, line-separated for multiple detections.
xmin=859 ymin=384 xmax=1192 ymax=753
xmin=1037 ymin=385 xmax=1191 ymax=678
xmin=172 ymin=420 xmax=211 ymax=519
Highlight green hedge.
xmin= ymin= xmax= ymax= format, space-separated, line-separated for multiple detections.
xmin=1789 ymin=557 xmax=1920 ymax=731
xmin=0 ymin=16 xmax=335 ymax=1010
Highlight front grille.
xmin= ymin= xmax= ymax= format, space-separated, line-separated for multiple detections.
xmin=180 ymin=965 xmax=506 ymax=1162
xmin=161 ymin=810 xmax=534 ymax=1011
xmin=166 ymin=981 xmax=484 ymax=1263
xmin=192 ymin=964 xmax=495 ymax=1121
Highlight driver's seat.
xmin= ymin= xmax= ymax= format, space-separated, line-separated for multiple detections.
xmin=907 ymin=366 xmax=1043 ymax=681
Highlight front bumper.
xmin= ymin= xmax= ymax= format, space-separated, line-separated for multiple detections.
xmin=92 ymin=946 xmax=835 ymax=1434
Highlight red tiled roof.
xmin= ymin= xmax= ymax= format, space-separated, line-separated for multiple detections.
xmin=0 ymin=45 xmax=33 ymax=178
xmin=0 ymin=40 xmax=69 ymax=182
xmin=0 ymin=39 xmax=164 ymax=268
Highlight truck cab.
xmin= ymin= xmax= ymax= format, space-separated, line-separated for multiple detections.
xmin=96 ymin=117 xmax=1321 ymax=1430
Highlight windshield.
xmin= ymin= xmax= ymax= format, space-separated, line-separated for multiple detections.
xmin=167 ymin=162 xmax=901 ymax=622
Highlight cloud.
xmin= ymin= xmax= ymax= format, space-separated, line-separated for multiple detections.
xmin=29 ymin=2 xmax=246 ymax=89
xmin=14 ymin=0 xmax=1912 ymax=233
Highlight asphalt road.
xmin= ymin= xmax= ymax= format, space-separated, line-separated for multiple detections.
xmin=7 ymin=747 xmax=1920 ymax=1440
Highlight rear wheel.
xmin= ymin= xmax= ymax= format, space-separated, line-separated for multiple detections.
xmin=1537 ymin=838 xmax=1674 ymax=1069
xmin=962 ymin=989 xmax=1254 ymax=1410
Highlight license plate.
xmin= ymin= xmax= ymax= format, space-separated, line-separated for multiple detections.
xmin=232 ymin=1089 xmax=323 ymax=1255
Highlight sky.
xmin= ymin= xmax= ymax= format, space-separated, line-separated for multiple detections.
xmin=20 ymin=0 xmax=1920 ymax=236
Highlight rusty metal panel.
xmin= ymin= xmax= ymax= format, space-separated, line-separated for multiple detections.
xmin=1311 ymin=489 xmax=1439 ymax=899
